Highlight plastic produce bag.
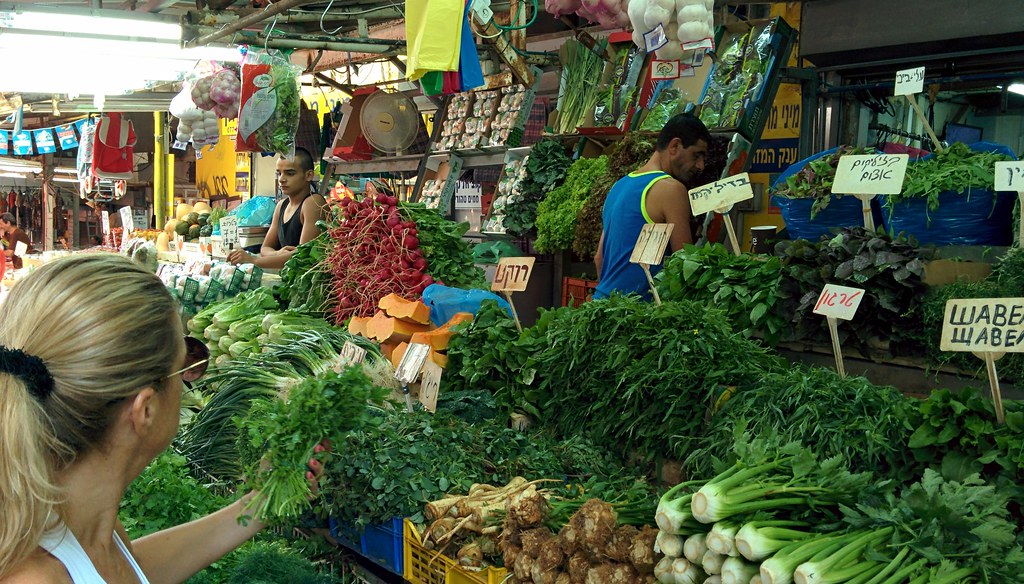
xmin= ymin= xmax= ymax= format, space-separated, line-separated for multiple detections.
xmin=236 ymin=48 xmax=301 ymax=156
xmin=421 ymin=284 xmax=512 ymax=327
xmin=228 ymin=195 xmax=277 ymax=227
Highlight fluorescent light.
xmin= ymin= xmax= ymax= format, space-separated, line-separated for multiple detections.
xmin=0 ymin=159 xmax=42 ymax=172
xmin=0 ymin=8 xmax=181 ymax=41
xmin=1009 ymin=84 xmax=1024 ymax=97
xmin=54 ymin=167 xmax=78 ymax=175
xmin=0 ymin=172 xmax=28 ymax=178
xmin=53 ymin=177 xmax=81 ymax=183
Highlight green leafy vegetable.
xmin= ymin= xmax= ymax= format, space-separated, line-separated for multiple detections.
xmin=399 ymin=202 xmax=487 ymax=289
xmin=889 ymin=142 xmax=1014 ymax=212
xmin=771 ymin=146 xmax=875 ymax=217
xmin=535 ymin=156 xmax=608 ymax=253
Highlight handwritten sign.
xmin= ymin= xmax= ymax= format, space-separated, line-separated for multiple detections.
xmin=395 ymin=342 xmax=431 ymax=385
xmin=491 ymin=256 xmax=535 ymax=293
xmin=832 ymin=154 xmax=909 ymax=195
xmin=219 ymin=216 xmax=239 ymax=246
xmin=630 ymin=223 xmax=674 ymax=266
xmin=894 ymin=66 xmax=925 ymax=96
xmin=119 ymin=206 xmax=134 ymax=233
xmin=334 ymin=341 xmax=367 ymax=372
xmin=689 ymin=173 xmax=754 ymax=215
xmin=940 ymin=298 xmax=1024 ymax=353
xmin=419 ymin=358 xmax=442 ymax=412
xmin=995 ymin=161 xmax=1024 ymax=191
xmin=101 ymin=211 xmax=110 ymax=235
xmin=454 ymin=183 xmax=482 ymax=209
xmin=813 ymin=284 xmax=866 ymax=321
xmin=14 ymin=241 xmax=27 ymax=258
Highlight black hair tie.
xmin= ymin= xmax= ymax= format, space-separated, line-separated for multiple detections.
xmin=0 ymin=346 xmax=55 ymax=401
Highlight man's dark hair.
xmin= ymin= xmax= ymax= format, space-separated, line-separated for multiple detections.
xmin=0 ymin=213 xmax=15 ymax=225
xmin=291 ymin=147 xmax=315 ymax=173
xmin=656 ymin=114 xmax=712 ymax=151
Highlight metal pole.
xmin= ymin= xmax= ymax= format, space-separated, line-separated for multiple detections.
xmin=154 ymin=111 xmax=166 ymax=230
xmin=217 ymin=29 xmax=404 ymax=53
xmin=189 ymin=0 xmax=309 ymax=47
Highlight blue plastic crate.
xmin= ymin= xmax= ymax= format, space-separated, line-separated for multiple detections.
xmin=329 ymin=517 xmax=404 ymax=576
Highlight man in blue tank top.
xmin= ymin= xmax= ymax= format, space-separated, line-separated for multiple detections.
xmin=594 ymin=114 xmax=711 ymax=300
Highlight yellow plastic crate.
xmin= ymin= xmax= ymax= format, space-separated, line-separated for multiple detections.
xmin=403 ymin=519 xmax=508 ymax=584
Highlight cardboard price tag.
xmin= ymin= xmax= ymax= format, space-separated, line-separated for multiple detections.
xmin=334 ymin=341 xmax=367 ymax=372
xmin=689 ymin=173 xmax=754 ymax=215
xmin=940 ymin=298 xmax=1024 ymax=353
xmin=14 ymin=241 xmax=27 ymax=258
xmin=894 ymin=66 xmax=925 ymax=96
xmin=454 ymin=183 xmax=482 ymax=209
xmin=995 ymin=161 xmax=1024 ymax=191
xmin=491 ymin=256 xmax=535 ymax=293
xmin=394 ymin=343 xmax=431 ymax=385
xmin=832 ymin=154 xmax=909 ymax=195
xmin=101 ymin=211 xmax=110 ymax=235
xmin=119 ymin=206 xmax=134 ymax=233
xmin=419 ymin=358 xmax=443 ymax=413
xmin=630 ymin=223 xmax=674 ymax=266
xmin=813 ymin=284 xmax=866 ymax=321
xmin=219 ymin=216 xmax=239 ymax=246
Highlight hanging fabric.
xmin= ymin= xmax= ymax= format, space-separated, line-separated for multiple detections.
xmin=405 ymin=0 xmax=464 ymax=81
xmin=91 ymin=113 xmax=137 ymax=180
xmin=457 ymin=0 xmax=485 ymax=91
xmin=421 ymin=71 xmax=444 ymax=96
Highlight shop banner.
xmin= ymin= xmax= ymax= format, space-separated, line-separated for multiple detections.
xmin=55 ymin=124 xmax=79 ymax=150
xmin=12 ymin=131 xmax=33 ymax=156
xmin=33 ymin=129 xmax=56 ymax=154
xmin=73 ymin=118 xmax=90 ymax=137
xmin=0 ymin=130 xmax=8 ymax=155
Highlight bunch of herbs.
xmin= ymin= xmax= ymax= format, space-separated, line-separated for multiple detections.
xmin=503 ymin=139 xmax=572 ymax=236
xmin=400 ymin=202 xmax=488 ymax=289
xmin=535 ymin=156 xmax=608 ymax=253
xmin=888 ymin=141 xmax=1014 ymax=211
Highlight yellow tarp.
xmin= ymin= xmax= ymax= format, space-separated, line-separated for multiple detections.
xmin=405 ymin=0 xmax=464 ymax=81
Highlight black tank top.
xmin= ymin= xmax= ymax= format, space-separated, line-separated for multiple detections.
xmin=277 ymin=195 xmax=310 ymax=248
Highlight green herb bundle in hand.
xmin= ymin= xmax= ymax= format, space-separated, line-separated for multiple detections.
xmin=236 ymin=367 xmax=388 ymax=523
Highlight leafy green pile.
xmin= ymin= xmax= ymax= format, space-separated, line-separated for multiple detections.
xmin=890 ymin=142 xmax=1014 ymax=210
xmin=655 ymin=243 xmax=787 ymax=344
xmin=400 ymin=202 xmax=487 ymax=289
xmin=535 ymin=156 xmax=608 ymax=253
xmin=279 ymin=231 xmax=332 ymax=316
xmin=218 ymin=541 xmax=343 ymax=584
xmin=906 ymin=388 xmax=1024 ymax=517
xmin=236 ymin=366 xmax=388 ymax=523
xmin=120 ymin=449 xmax=231 ymax=539
xmin=503 ymin=139 xmax=571 ymax=236
xmin=685 ymin=367 xmax=917 ymax=481
xmin=533 ymin=295 xmax=783 ymax=461
xmin=258 ymin=63 xmax=302 ymax=155
xmin=772 ymin=146 xmax=874 ymax=217
xmin=322 ymin=409 xmax=627 ymax=529
xmin=774 ymin=227 xmax=934 ymax=356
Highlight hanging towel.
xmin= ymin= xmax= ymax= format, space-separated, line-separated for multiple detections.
xmin=458 ymin=0 xmax=485 ymax=91
xmin=405 ymin=0 xmax=464 ymax=81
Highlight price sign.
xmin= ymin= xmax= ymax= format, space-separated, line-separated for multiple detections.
xmin=894 ymin=66 xmax=925 ymax=96
xmin=394 ymin=342 xmax=431 ymax=385
xmin=181 ymin=242 xmax=203 ymax=258
xmin=630 ymin=223 xmax=674 ymax=266
xmin=454 ymin=183 xmax=482 ymax=209
xmin=688 ymin=173 xmax=754 ymax=216
xmin=419 ymin=358 xmax=442 ymax=413
xmin=335 ymin=341 xmax=367 ymax=372
xmin=832 ymin=154 xmax=909 ymax=195
xmin=220 ymin=216 xmax=239 ymax=246
xmin=813 ymin=284 xmax=866 ymax=321
xmin=940 ymin=298 xmax=1024 ymax=353
xmin=14 ymin=241 xmax=27 ymax=257
xmin=119 ymin=206 xmax=134 ymax=233
xmin=491 ymin=256 xmax=535 ymax=293
xmin=101 ymin=211 xmax=110 ymax=235
xmin=995 ymin=161 xmax=1024 ymax=191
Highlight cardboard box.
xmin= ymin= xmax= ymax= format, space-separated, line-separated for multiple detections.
xmin=923 ymin=259 xmax=993 ymax=286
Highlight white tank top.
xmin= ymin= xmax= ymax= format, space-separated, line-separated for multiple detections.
xmin=38 ymin=524 xmax=150 ymax=584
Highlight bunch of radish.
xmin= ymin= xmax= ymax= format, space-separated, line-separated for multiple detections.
xmin=327 ymin=191 xmax=434 ymax=325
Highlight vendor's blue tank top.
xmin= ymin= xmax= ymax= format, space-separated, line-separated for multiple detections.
xmin=594 ymin=171 xmax=671 ymax=301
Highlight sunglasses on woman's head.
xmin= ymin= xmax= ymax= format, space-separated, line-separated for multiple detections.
xmin=162 ymin=336 xmax=210 ymax=388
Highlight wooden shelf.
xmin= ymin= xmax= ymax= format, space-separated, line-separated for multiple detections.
xmin=334 ymin=148 xmax=530 ymax=175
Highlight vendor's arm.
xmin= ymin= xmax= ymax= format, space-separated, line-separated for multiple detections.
xmin=228 ymin=201 xmax=288 ymax=268
xmin=298 ymin=194 xmax=328 ymax=245
xmin=645 ymin=179 xmax=693 ymax=252
xmin=595 ymin=231 xmax=605 ymax=278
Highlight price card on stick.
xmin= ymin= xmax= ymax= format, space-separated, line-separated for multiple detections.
xmin=689 ymin=173 xmax=754 ymax=256
xmin=813 ymin=284 xmax=866 ymax=378
xmin=219 ymin=216 xmax=239 ymax=249
xmin=13 ymin=241 xmax=26 ymax=258
xmin=629 ymin=223 xmax=674 ymax=305
xmin=491 ymin=256 xmax=535 ymax=332
xmin=832 ymin=154 xmax=909 ymax=231
xmin=995 ymin=161 xmax=1024 ymax=244
xmin=893 ymin=66 xmax=943 ymax=153
xmin=419 ymin=358 xmax=443 ymax=413
xmin=334 ymin=341 xmax=367 ymax=372
xmin=394 ymin=342 xmax=431 ymax=412
xmin=940 ymin=298 xmax=1024 ymax=423
xmin=119 ymin=206 xmax=134 ymax=233
xmin=101 ymin=211 xmax=110 ymax=235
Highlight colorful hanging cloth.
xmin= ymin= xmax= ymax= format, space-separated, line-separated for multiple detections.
xmin=405 ymin=0 xmax=464 ymax=81
xmin=458 ymin=0 xmax=485 ymax=91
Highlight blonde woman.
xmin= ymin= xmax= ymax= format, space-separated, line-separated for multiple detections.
xmin=0 ymin=254 xmax=320 ymax=583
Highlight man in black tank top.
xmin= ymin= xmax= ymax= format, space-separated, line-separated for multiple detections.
xmin=228 ymin=147 xmax=327 ymax=269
